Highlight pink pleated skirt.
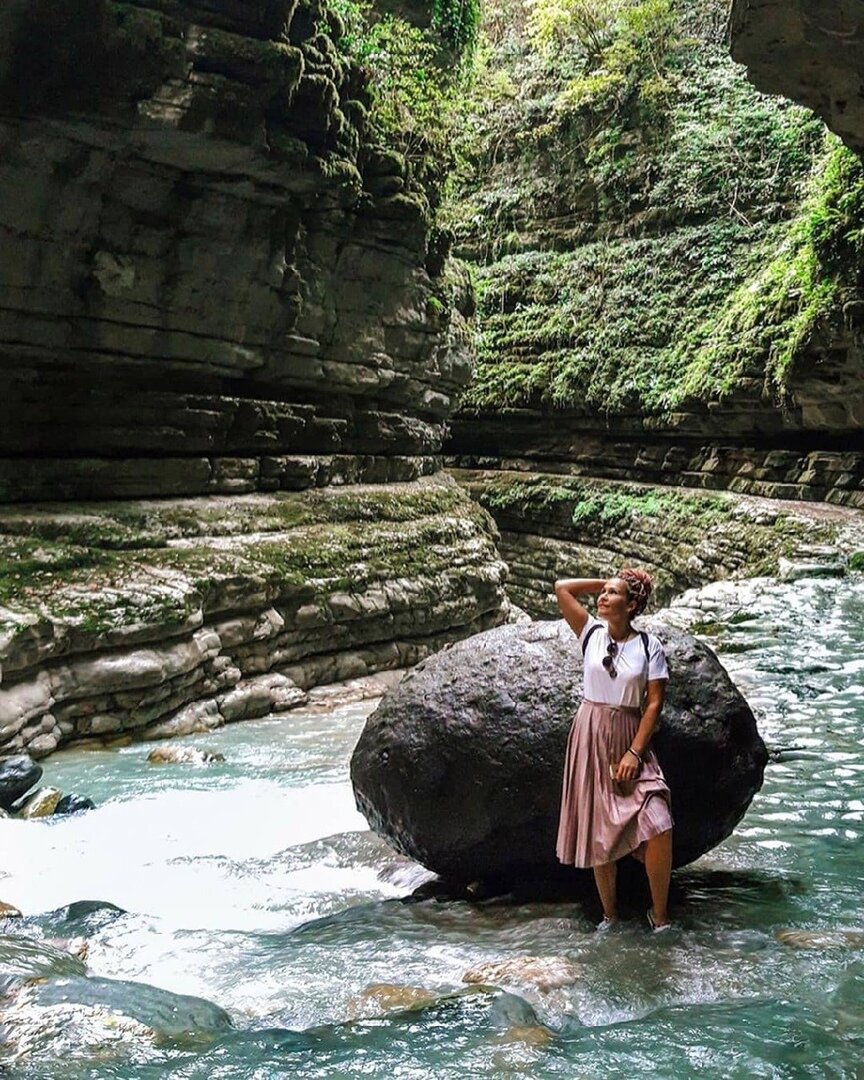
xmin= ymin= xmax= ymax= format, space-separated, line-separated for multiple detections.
xmin=556 ymin=700 xmax=673 ymax=868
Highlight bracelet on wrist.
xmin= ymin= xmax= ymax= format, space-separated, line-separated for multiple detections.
xmin=626 ymin=747 xmax=643 ymax=764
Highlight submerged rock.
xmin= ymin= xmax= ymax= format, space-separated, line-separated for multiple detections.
xmin=351 ymin=620 xmax=766 ymax=884
xmin=0 ymin=755 xmax=43 ymax=810
xmin=347 ymin=983 xmax=438 ymax=1018
xmin=147 ymin=746 xmax=225 ymax=766
xmin=463 ymin=957 xmax=582 ymax=993
xmin=777 ymin=929 xmax=864 ymax=950
xmin=54 ymin=794 xmax=97 ymax=816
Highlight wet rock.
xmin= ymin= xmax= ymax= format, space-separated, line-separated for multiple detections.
xmin=147 ymin=746 xmax=225 ymax=766
xmin=0 ymin=901 xmax=23 ymax=919
xmin=141 ymin=701 xmax=223 ymax=741
xmin=347 ymin=983 xmax=438 ymax=1018
xmin=46 ymin=900 xmax=126 ymax=937
xmin=0 ymin=934 xmax=87 ymax=990
xmin=14 ymin=786 xmax=63 ymax=818
xmin=26 ymin=974 xmax=234 ymax=1038
xmin=777 ymin=929 xmax=864 ymax=950
xmin=54 ymin=794 xmax=97 ymax=816
xmin=0 ymin=755 xmax=43 ymax=810
xmin=487 ymin=991 xmax=545 ymax=1032
xmin=43 ymin=936 xmax=90 ymax=961
xmin=495 ymin=1024 xmax=554 ymax=1047
xmin=351 ymin=619 xmax=767 ymax=884
xmin=463 ymin=957 xmax=582 ymax=993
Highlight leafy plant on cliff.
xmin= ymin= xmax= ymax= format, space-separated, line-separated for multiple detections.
xmin=432 ymin=0 xmax=482 ymax=52
xmin=326 ymin=0 xmax=474 ymax=170
xmin=668 ymin=138 xmax=864 ymax=402
xmin=551 ymin=0 xmax=678 ymax=120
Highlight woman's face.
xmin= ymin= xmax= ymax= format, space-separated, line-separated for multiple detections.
xmin=598 ymin=578 xmax=635 ymax=620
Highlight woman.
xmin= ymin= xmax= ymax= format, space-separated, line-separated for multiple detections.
xmin=554 ymin=569 xmax=673 ymax=932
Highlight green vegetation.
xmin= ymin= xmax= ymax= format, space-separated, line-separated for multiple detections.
xmin=442 ymin=0 xmax=862 ymax=417
xmin=325 ymin=0 xmax=479 ymax=173
xmin=471 ymin=472 xmax=838 ymax=578
xmin=433 ymin=0 xmax=482 ymax=51
xmin=479 ymin=474 xmax=735 ymax=530
xmin=669 ymin=140 xmax=864 ymax=400
xmin=0 ymin=481 xmax=466 ymax=552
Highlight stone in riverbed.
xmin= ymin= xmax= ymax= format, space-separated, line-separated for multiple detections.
xmin=54 ymin=794 xmax=97 ymax=816
xmin=147 ymin=746 xmax=225 ymax=766
xmin=351 ymin=620 xmax=766 ymax=885
xmin=14 ymin=786 xmax=63 ymax=818
xmin=0 ymin=755 xmax=43 ymax=810
xmin=463 ymin=957 xmax=582 ymax=992
xmin=776 ymin=929 xmax=864 ymax=950
xmin=0 ymin=901 xmax=23 ymax=919
xmin=346 ymin=984 xmax=438 ymax=1018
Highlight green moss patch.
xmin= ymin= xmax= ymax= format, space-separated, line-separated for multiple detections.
xmin=0 ymin=479 xmax=496 ymax=631
xmin=468 ymin=471 xmax=837 ymax=579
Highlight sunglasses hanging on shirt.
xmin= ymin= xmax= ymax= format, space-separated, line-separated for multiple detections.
xmin=602 ymin=640 xmax=618 ymax=679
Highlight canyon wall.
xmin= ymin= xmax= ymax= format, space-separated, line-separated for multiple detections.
xmin=0 ymin=0 xmax=509 ymax=756
xmin=728 ymin=0 xmax=864 ymax=155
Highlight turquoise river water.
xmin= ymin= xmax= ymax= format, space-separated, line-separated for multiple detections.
xmin=1 ymin=575 xmax=863 ymax=1078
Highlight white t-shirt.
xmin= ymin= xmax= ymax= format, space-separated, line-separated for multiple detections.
xmin=578 ymin=615 xmax=669 ymax=709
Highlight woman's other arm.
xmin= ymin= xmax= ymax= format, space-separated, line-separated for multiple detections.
xmin=615 ymin=679 xmax=666 ymax=781
xmin=554 ymin=577 xmax=605 ymax=638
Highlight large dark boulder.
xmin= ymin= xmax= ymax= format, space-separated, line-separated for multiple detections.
xmin=351 ymin=620 xmax=767 ymax=884
xmin=0 ymin=755 xmax=43 ymax=811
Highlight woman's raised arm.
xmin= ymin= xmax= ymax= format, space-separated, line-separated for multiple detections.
xmin=554 ymin=578 xmax=605 ymax=638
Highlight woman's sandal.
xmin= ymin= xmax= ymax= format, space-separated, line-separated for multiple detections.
xmin=647 ymin=908 xmax=671 ymax=933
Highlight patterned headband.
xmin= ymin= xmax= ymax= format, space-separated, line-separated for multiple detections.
xmin=615 ymin=567 xmax=653 ymax=616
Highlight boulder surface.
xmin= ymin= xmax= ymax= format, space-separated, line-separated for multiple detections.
xmin=0 ymin=756 xmax=43 ymax=810
xmin=351 ymin=620 xmax=767 ymax=883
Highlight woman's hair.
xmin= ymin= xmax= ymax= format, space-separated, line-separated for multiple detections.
xmin=615 ymin=567 xmax=653 ymax=617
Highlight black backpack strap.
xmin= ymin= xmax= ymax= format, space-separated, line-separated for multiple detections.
xmin=640 ymin=631 xmax=650 ymax=666
xmin=581 ymin=622 xmax=602 ymax=654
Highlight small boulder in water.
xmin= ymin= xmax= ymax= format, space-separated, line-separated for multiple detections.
xmin=463 ymin=956 xmax=582 ymax=993
xmin=0 ymin=755 xmax=43 ymax=810
xmin=54 ymin=794 xmax=97 ymax=816
xmin=43 ymin=936 xmax=90 ymax=961
xmin=0 ymin=900 xmax=23 ymax=919
xmin=347 ymin=983 xmax=438 ymax=1018
xmin=777 ymin=929 xmax=864 ymax=950
xmin=14 ymin=786 xmax=63 ymax=818
xmin=147 ymin=746 xmax=225 ymax=766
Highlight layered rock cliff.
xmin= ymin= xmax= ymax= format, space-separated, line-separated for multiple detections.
xmin=0 ymin=0 xmax=508 ymax=756
xmin=0 ymin=0 xmax=469 ymax=499
xmin=443 ymin=0 xmax=864 ymax=615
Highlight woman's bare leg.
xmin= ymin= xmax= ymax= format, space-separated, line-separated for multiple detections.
xmin=644 ymin=829 xmax=673 ymax=925
xmin=593 ymin=861 xmax=618 ymax=921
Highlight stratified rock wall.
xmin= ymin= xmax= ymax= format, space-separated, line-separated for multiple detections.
xmin=0 ymin=0 xmax=469 ymax=499
xmin=0 ymin=0 xmax=509 ymax=756
xmin=0 ymin=476 xmax=509 ymax=757
xmin=728 ymin=0 xmax=864 ymax=155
